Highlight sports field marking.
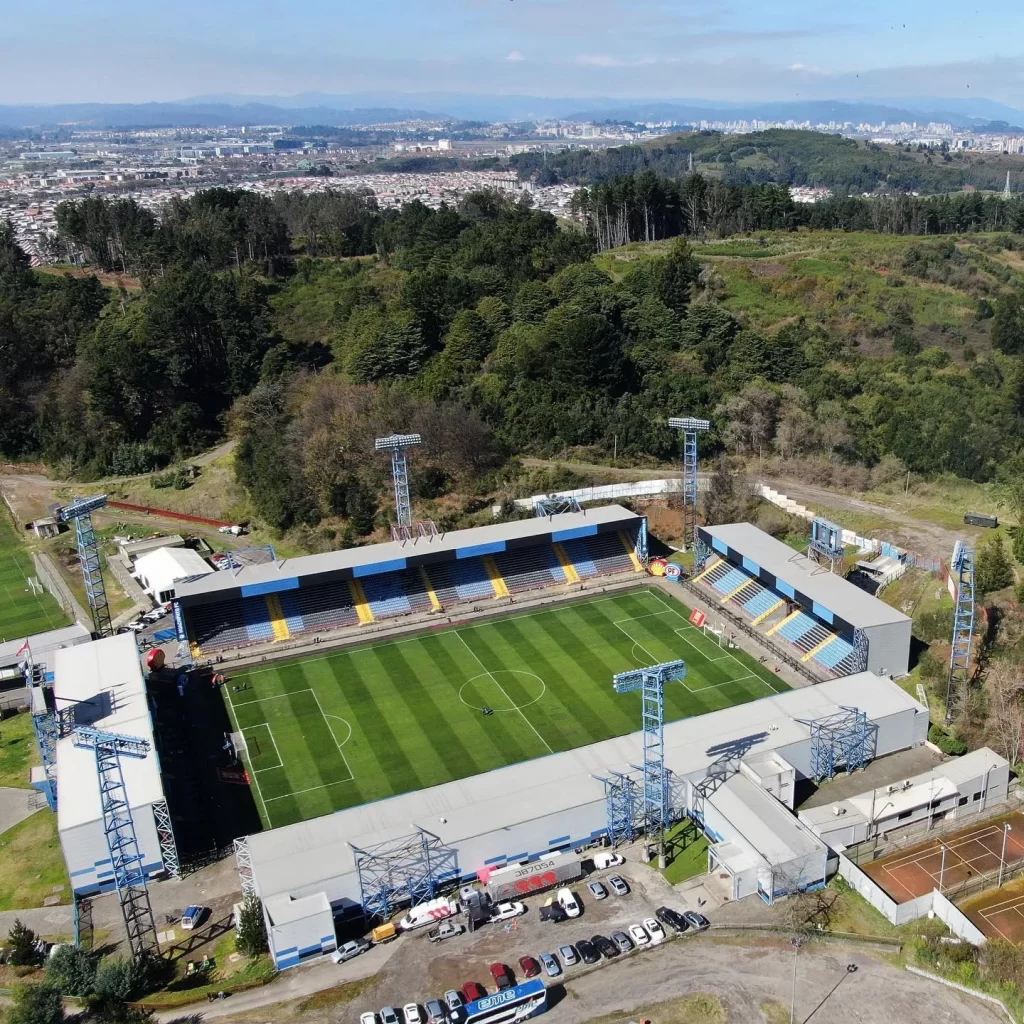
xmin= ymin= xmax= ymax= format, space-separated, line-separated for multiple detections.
xmin=241 ymin=722 xmax=283 ymax=772
xmin=975 ymin=891 xmax=1024 ymax=941
xmin=458 ymin=671 xmax=547 ymax=712
xmin=453 ymin=631 xmax=554 ymax=754
xmin=673 ymin=628 xmax=734 ymax=662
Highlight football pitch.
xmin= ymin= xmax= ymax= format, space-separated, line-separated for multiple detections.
xmin=0 ymin=516 xmax=68 ymax=641
xmin=224 ymin=587 xmax=789 ymax=830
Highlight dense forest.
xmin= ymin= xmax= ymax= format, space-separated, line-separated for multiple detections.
xmin=4 ymin=184 xmax=1024 ymax=537
xmin=511 ymin=129 xmax=1024 ymax=195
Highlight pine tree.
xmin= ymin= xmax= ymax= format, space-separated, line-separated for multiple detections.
xmin=235 ymin=895 xmax=268 ymax=957
xmin=5 ymin=984 xmax=64 ymax=1024
xmin=7 ymin=918 xmax=41 ymax=967
xmin=975 ymin=535 xmax=1015 ymax=596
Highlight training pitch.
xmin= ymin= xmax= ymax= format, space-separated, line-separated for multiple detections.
xmin=224 ymin=587 xmax=789 ymax=830
xmin=0 ymin=517 xmax=67 ymax=641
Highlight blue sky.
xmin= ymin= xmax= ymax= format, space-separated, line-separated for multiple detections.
xmin=2 ymin=0 xmax=1023 ymax=106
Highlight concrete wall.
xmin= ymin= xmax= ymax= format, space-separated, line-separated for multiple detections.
xmin=269 ymin=906 xmax=336 ymax=969
xmin=864 ymin=619 xmax=913 ymax=678
xmin=61 ymin=805 xmax=165 ymax=897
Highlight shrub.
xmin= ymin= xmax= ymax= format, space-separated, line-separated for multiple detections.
xmin=93 ymin=956 xmax=154 ymax=1003
xmin=914 ymin=607 xmax=954 ymax=643
xmin=5 ymin=984 xmax=64 ymax=1024
xmin=46 ymin=944 xmax=98 ymax=997
xmin=929 ymin=723 xmax=968 ymax=756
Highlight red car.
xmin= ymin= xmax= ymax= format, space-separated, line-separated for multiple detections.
xmin=462 ymin=982 xmax=486 ymax=1003
xmin=517 ymin=956 xmax=541 ymax=979
xmin=489 ymin=962 xmax=514 ymax=991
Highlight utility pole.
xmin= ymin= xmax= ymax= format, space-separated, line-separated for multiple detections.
xmin=1000 ymin=823 xmax=1012 ymax=887
xmin=790 ymin=936 xmax=803 ymax=1024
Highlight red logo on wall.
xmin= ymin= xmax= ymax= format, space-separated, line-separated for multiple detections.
xmin=689 ymin=609 xmax=706 ymax=628
xmin=513 ymin=872 xmax=558 ymax=894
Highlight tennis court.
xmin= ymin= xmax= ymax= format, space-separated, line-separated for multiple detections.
xmin=961 ymin=875 xmax=1024 ymax=942
xmin=864 ymin=812 xmax=1024 ymax=903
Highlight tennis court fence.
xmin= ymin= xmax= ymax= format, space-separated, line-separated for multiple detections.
xmin=32 ymin=551 xmax=91 ymax=628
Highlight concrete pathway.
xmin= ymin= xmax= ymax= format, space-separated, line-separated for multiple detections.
xmin=0 ymin=904 xmax=74 ymax=938
xmin=0 ymin=787 xmax=45 ymax=835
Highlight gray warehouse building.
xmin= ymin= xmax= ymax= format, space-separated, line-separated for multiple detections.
xmin=697 ymin=523 xmax=912 ymax=677
xmin=239 ymin=672 xmax=927 ymax=968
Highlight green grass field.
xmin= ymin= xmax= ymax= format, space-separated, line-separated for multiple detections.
xmin=225 ymin=588 xmax=789 ymax=830
xmin=0 ymin=516 xmax=67 ymax=641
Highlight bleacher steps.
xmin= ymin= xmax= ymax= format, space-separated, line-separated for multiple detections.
xmin=419 ymin=566 xmax=442 ymax=611
xmin=803 ymin=635 xmax=838 ymax=663
xmin=265 ymin=594 xmax=291 ymax=641
xmin=552 ymin=543 xmax=580 ymax=584
xmin=618 ymin=531 xmax=644 ymax=572
xmin=752 ymin=599 xmax=785 ymax=626
xmin=722 ymin=577 xmax=756 ymax=604
xmin=482 ymin=555 xmax=510 ymax=599
xmin=765 ymin=608 xmax=801 ymax=636
xmin=691 ymin=558 xmax=722 ymax=584
xmin=348 ymin=579 xmax=375 ymax=624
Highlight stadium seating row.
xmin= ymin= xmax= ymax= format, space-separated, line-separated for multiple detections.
xmin=187 ymin=532 xmax=644 ymax=654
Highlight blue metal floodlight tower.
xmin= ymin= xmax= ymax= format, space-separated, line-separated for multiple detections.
xmin=593 ymin=770 xmax=639 ymax=847
xmin=945 ymin=540 xmax=976 ymax=724
xmin=375 ymin=433 xmax=422 ymax=531
xmin=72 ymin=726 xmax=159 ymax=959
xmin=56 ymin=494 xmax=112 ymax=637
xmin=613 ymin=659 xmax=686 ymax=867
xmin=668 ymin=417 xmax=710 ymax=551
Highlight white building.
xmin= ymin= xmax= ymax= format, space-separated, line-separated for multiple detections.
xmin=55 ymin=634 xmax=177 ymax=896
xmin=134 ymin=546 xmax=213 ymax=603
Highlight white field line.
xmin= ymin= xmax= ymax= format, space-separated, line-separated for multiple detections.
xmin=225 ymin=686 xmax=269 ymax=824
xmin=453 ymin=631 xmax=553 ymax=754
xmin=242 ymin=722 xmax=283 ymax=772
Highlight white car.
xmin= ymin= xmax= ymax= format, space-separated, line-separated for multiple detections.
xmin=643 ymin=917 xmax=665 ymax=942
xmin=403 ymin=1005 xmax=422 ymax=1024
xmin=490 ymin=901 xmax=526 ymax=922
xmin=629 ymin=923 xmax=650 ymax=946
xmin=557 ymin=888 xmax=581 ymax=918
xmin=361 ymin=1014 xmax=378 ymax=1024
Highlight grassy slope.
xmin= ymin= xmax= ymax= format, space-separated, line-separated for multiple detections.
xmin=0 ymin=712 xmax=39 ymax=788
xmin=0 ymin=514 xmax=68 ymax=640
xmin=0 ymin=810 xmax=70 ymax=911
xmin=225 ymin=588 xmax=788 ymax=829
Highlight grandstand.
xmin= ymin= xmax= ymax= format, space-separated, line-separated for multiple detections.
xmin=174 ymin=506 xmax=647 ymax=657
xmin=692 ymin=523 xmax=911 ymax=678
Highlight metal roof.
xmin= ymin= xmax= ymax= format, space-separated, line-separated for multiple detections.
xmin=703 ymin=523 xmax=911 ymax=629
xmin=0 ymin=624 xmax=91 ymax=670
xmin=246 ymin=672 xmax=923 ymax=901
xmin=176 ymin=505 xmax=640 ymax=601
xmin=134 ymin=546 xmax=213 ymax=594
xmin=54 ymin=634 xmax=165 ymax=833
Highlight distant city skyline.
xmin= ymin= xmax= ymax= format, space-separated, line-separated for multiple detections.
xmin=3 ymin=0 xmax=1024 ymax=108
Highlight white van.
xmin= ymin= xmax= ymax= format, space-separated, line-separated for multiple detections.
xmin=398 ymin=897 xmax=459 ymax=931
xmin=592 ymin=852 xmax=625 ymax=870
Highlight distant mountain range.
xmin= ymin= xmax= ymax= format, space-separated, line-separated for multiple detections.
xmin=1 ymin=93 xmax=1022 ymax=131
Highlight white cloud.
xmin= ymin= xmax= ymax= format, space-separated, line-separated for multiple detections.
xmin=505 ymin=50 xmax=525 ymax=62
xmin=575 ymin=54 xmax=656 ymax=67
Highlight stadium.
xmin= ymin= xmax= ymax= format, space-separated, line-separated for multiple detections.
xmin=27 ymin=488 xmax=927 ymax=969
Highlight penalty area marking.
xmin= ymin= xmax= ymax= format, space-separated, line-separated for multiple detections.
xmin=240 ymin=722 xmax=283 ymax=772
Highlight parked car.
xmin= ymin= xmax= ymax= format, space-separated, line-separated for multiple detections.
xmin=403 ymin=1005 xmax=422 ymax=1024
xmin=490 ymin=901 xmax=526 ymax=922
xmin=424 ymin=999 xmax=447 ymax=1024
xmin=575 ymin=939 xmax=599 ymax=964
xmin=558 ymin=943 xmax=580 ymax=966
xmin=127 ymin=619 xmax=146 ymax=633
xmin=611 ymin=930 xmax=634 ymax=953
xmin=428 ymin=921 xmax=466 ymax=943
xmin=593 ymin=852 xmax=625 ymax=870
xmin=489 ymin=963 xmax=514 ymax=990
xmin=643 ymin=917 xmax=665 ymax=942
xmin=360 ymin=1013 xmax=377 ymax=1024
xmin=607 ymin=875 xmax=630 ymax=897
xmin=518 ymin=956 xmax=541 ymax=979
xmin=180 ymin=905 xmax=209 ymax=930
xmin=380 ymin=1007 xmax=400 ymax=1024
xmin=629 ymin=924 xmax=650 ymax=946
xmin=557 ymin=888 xmax=582 ymax=918
xmin=462 ymin=983 xmax=486 ymax=1003
xmin=684 ymin=911 xmax=710 ymax=931
xmin=444 ymin=991 xmax=464 ymax=1014
xmin=331 ymin=938 xmax=371 ymax=963
xmin=539 ymin=952 xmax=561 ymax=978
xmin=655 ymin=906 xmax=689 ymax=933
xmin=591 ymin=934 xmax=619 ymax=959
xmin=587 ymin=881 xmax=608 ymax=901
xmin=539 ymin=904 xmax=568 ymax=923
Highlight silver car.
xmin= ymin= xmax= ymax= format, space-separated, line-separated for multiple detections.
xmin=558 ymin=943 xmax=579 ymax=966
xmin=607 ymin=875 xmax=630 ymax=896
xmin=539 ymin=952 xmax=561 ymax=977
xmin=587 ymin=880 xmax=608 ymax=900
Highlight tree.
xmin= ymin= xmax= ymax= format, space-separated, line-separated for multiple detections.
xmin=1008 ymin=481 xmax=1024 ymax=565
xmin=992 ymin=291 xmax=1024 ymax=355
xmin=7 ymin=918 xmax=41 ymax=966
xmin=236 ymin=894 xmax=269 ymax=956
xmin=5 ymin=985 xmax=64 ymax=1024
xmin=93 ymin=956 xmax=153 ymax=1003
xmin=46 ymin=944 xmax=98 ymax=996
xmin=975 ymin=535 xmax=1015 ymax=596
xmin=985 ymin=662 xmax=1024 ymax=767
xmin=702 ymin=457 xmax=751 ymax=526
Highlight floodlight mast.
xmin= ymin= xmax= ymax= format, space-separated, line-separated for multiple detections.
xmin=375 ymin=433 xmax=422 ymax=529
xmin=667 ymin=417 xmax=710 ymax=551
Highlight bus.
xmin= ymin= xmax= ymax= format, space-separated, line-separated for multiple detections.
xmin=455 ymin=980 xmax=548 ymax=1024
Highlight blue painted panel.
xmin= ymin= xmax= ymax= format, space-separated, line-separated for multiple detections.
xmin=457 ymin=541 xmax=507 ymax=558
xmin=241 ymin=577 xmax=300 ymax=597
xmin=353 ymin=558 xmax=407 ymax=577
xmin=812 ymin=602 xmax=834 ymax=624
xmin=552 ymin=525 xmax=598 ymax=542
xmin=711 ymin=536 xmax=728 ymax=554
xmin=548 ymin=835 xmax=571 ymax=846
xmin=484 ymin=855 xmax=507 ymax=865
xmin=742 ymin=556 xmax=760 ymax=574
xmin=776 ymin=579 xmax=795 ymax=598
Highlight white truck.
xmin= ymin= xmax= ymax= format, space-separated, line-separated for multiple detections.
xmin=398 ymin=897 xmax=460 ymax=932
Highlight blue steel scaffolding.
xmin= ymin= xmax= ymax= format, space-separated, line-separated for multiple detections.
xmin=375 ymin=433 xmax=422 ymax=530
xmin=534 ymin=496 xmax=583 ymax=517
xmin=72 ymin=727 xmax=159 ymax=959
xmin=945 ymin=541 xmax=976 ymax=723
xmin=613 ymin=660 xmax=687 ymax=865
xmin=804 ymin=707 xmax=872 ymax=782
xmin=668 ymin=416 xmax=710 ymax=551
xmin=56 ymin=494 xmax=112 ymax=637
xmin=595 ymin=771 xmax=638 ymax=846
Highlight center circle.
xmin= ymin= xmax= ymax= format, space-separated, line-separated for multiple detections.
xmin=459 ymin=670 xmax=547 ymax=712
